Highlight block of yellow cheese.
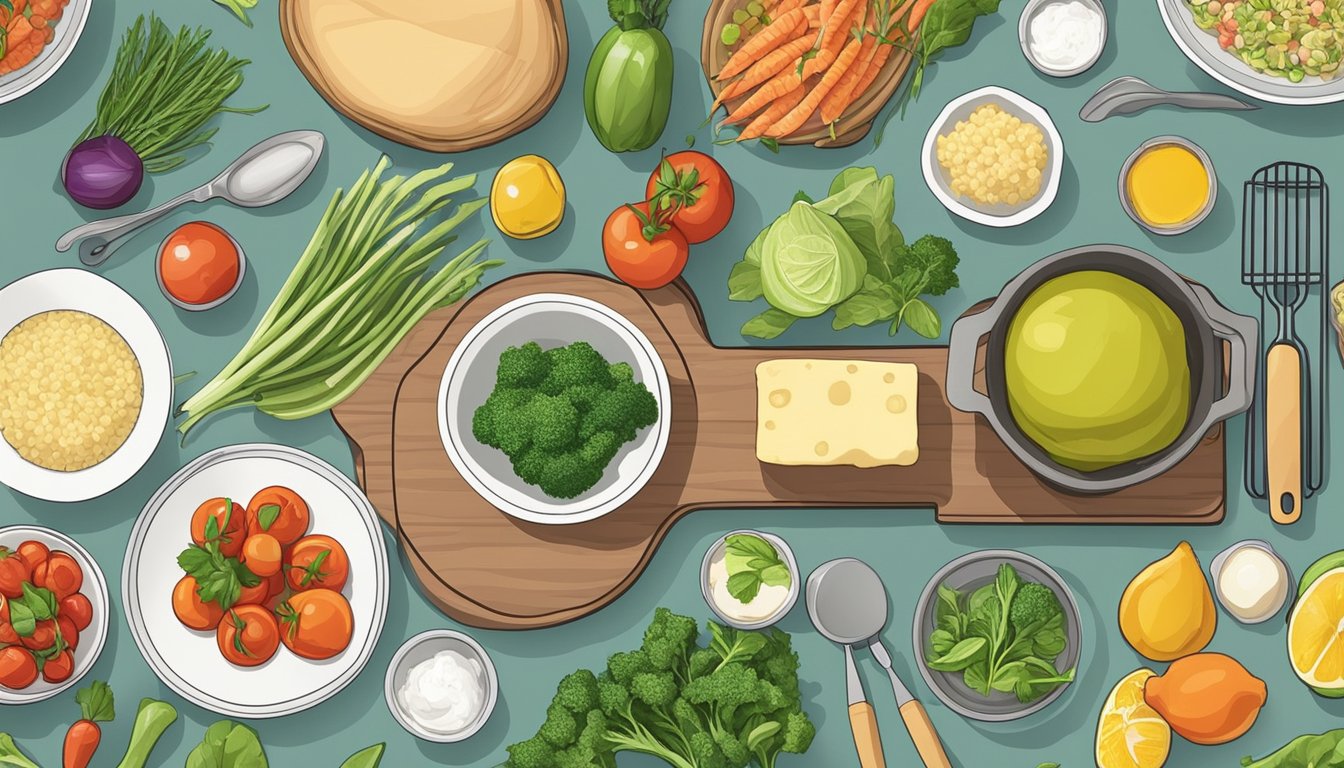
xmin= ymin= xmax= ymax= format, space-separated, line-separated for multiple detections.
xmin=755 ymin=359 xmax=918 ymax=468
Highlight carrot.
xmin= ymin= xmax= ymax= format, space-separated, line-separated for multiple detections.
xmin=718 ymin=7 xmax=807 ymax=80
xmin=908 ymin=0 xmax=937 ymax=31
xmin=767 ymin=35 xmax=864 ymax=137
xmin=848 ymin=36 xmax=899 ymax=103
xmin=802 ymin=0 xmax=865 ymax=78
xmin=722 ymin=64 xmax=806 ymax=124
xmin=804 ymin=4 xmax=822 ymax=25
xmin=64 ymin=681 xmax=114 ymax=768
xmin=713 ymin=36 xmax=815 ymax=111
xmin=819 ymin=30 xmax=879 ymax=123
xmin=773 ymin=0 xmax=809 ymax=13
xmin=739 ymin=84 xmax=809 ymax=140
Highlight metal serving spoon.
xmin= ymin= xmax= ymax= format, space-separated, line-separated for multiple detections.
xmin=55 ymin=130 xmax=326 ymax=267
xmin=1080 ymin=76 xmax=1258 ymax=122
xmin=807 ymin=558 xmax=952 ymax=768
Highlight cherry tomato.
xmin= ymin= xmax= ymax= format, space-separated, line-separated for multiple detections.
xmin=191 ymin=498 xmax=247 ymax=558
xmin=172 ymin=575 xmax=224 ymax=631
xmin=0 ymin=547 xmax=30 ymax=599
xmin=56 ymin=615 xmax=80 ymax=652
xmin=242 ymin=534 xmax=282 ymax=578
xmin=276 ymin=589 xmax=353 ymax=661
xmin=245 ymin=486 xmax=311 ymax=546
xmin=237 ymin=572 xmax=284 ymax=607
xmin=21 ymin=619 xmax=56 ymax=652
xmin=32 ymin=551 xmax=82 ymax=600
xmin=158 ymin=221 xmax=242 ymax=307
xmin=644 ymin=151 xmax=734 ymax=244
xmin=60 ymin=593 xmax=93 ymax=632
xmin=0 ymin=646 xmax=37 ymax=689
xmin=285 ymin=535 xmax=350 ymax=593
xmin=217 ymin=605 xmax=280 ymax=667
xmin=602 ymin=202 xmax=689 ymax=290
xmin=0 ymin=600 xmax=17 ymax=645
xmin=41 ymin=649 xmax=74 ymax=684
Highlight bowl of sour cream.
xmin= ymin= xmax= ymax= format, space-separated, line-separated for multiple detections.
xmin=1019 ymin=0 xmax=1107 ymax=77
xmin=700 ymin=530 xmax=800 ymax=631
xmin=386 ymin=630 xmax=499 ymax=743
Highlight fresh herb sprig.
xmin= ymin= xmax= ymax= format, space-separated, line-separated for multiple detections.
xmin=212 ymin=0 xmax=259 ymax=26
xmin=724 ymin=534 xmax=792 ymax=603
xmin=76 ymin=15 xmax=264 ymax=174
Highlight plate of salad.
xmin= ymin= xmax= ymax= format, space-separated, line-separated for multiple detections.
xmin=913 ymin=549 xmax=1081 ymax=722
xmin=0 ymin=0 xmax=90 ymax=104
xmin=1159 ymin=0 xmax=1344 ymax=104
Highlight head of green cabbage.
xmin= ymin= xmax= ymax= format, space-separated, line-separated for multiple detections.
xmin=758 ymin=202 xmax=866 ymax=318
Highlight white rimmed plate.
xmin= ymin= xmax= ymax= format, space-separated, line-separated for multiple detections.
xmin=922 ymin=86 xmax=1064 ymax=228
xmin=0 ymin=525 xmax=109 ymax=705
xmin=0 ymin=269 xmax=172 ymax=502
xmin=122 ymin=444 xmax=389 ymax=719
xmin=438 ymin=294 xmax=672 ymax=526
xmin=0 ymin=0 xmax=91 ymax=104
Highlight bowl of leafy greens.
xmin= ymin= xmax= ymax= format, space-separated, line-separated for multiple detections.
xmin=913 ymin=549 xmax=1081 ymax=722
xmin=439 ymin=294 xmax=670 ymax=525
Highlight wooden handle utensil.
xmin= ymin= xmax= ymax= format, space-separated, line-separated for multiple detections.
xmin=1266 ymin=343 xmax=1302 ymax=524
xmin=848 ymin=702 xmax=887 ymax=768
xmin=899 ymin=700 xmax=952 ymax=768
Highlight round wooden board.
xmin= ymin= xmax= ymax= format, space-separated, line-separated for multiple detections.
xmin=701 ymin=0 xmax=915 ymax=147
xmin=280 ymin=0 xmax=568 ymax=153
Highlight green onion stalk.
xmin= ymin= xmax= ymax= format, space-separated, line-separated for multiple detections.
xmin=177 ymin=157 xmax=503 ymax=436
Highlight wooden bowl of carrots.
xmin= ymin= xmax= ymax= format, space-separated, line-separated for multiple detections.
xmin=702 ymin=0 xmax=927 ymax=148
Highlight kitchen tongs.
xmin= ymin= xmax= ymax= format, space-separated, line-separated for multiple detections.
xmin=1241 ymin=162 xmax=1329 ymax=524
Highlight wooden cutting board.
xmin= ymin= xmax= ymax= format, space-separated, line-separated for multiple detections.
xmin=332 ymin=274 xmax=1226 ymax=630
xmin=280 ymin=0 xmax=567 ymax=152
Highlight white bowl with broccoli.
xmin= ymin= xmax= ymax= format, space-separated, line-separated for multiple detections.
xmin=438 ymin=294 xmax=671 ymax=525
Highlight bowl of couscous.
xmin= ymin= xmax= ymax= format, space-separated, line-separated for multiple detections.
xmin=0 ymin=269 xmax=172 ymax=501
xmin=921 ymin=86 xmax=1064 ymax=228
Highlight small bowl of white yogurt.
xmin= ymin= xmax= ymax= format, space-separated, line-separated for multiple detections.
xmin=386 ymin=630 xmax=499 ymax=743
xmin=700 ymin=530 xmax=800 ymax=631
xmin=1210 ymin=540 xmax=1292 ymax=624
xmin=1019 ymin=0 xmax=1108 ymax=77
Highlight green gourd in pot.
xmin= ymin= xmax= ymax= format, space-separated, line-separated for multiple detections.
xmin=584 ymin=0 xmax=674 ymax=153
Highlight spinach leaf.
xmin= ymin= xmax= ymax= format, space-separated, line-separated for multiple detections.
xmin=927 ymin=637 xmax=987 ymax=672
xmin=1241 ymin=729 xmax=1344 ymax=767
xmin=724 ymin=534 xmax=791 ymax=603
xmin=339 ymin=744 xmax=385 ymax=768
xmin=741 ymin=308 xmax=798 ymax=339
xmin=186 ymin=720 xmax=268 ymax=768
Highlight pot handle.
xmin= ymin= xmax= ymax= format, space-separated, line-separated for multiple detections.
xmin=945 ymin=302 xmax=1004 ymax=420
xmin=1190 ymin=284 xmax=1258 ymax=426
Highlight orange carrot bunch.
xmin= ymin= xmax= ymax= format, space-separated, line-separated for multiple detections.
xmin=710 ymin=0 xmax=926 ymax=143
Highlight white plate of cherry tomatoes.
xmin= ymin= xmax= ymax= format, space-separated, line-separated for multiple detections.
xmin=0 ymin=526 xmax=109 ymax=704
xmin=122 ymin=444 xmax=389 ymax=719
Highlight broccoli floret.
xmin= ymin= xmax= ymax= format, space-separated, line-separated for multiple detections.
xmin=554 ymin=670 xmax=600 ymax=714
xmin=688 ymin=732 xmax=728 ymax=768
xmin=897 ymin=234 xmax=960 ymax=297
xmin=1010 ymin=582 xmax=1063 ymax=631
xmin=630 ymin=672 xmax=678 ymax=708
xmin=539 ymin=703 xmax=579 ymax=748
xmin=642 ymin=607 xmax=698 ymax=672
xmin=597 ymin=679 xmax=630 ymax=716
xmin=715 ymin=730 xmax=751 ymax=767
xmin=543 ymin=342 xmax=613 ymax=394
xmin=608 ymin=362 xmax=634 ymax=382
xmin=580 ymin=380 xmax=658 ymax=442
xmin=683 ymin=664 xmax=763 ymax=723
xmin=607 ymin=650 xmax=651 ymax=685
xmin=472 ymin=387 xmax=533 ymax=447
xmin=781 ymin=710 xmax=816 ymax=754
xmin=524 ymin=394 xmax=580 ymax=452
xmin=506 ymin=736 xmax=555 ymax=768
xmin=688 ymin=648 xmax=719 ymax=680
xmin=498 ymin=342 xmax=551 ymax=387
xmin=537 ymin=452 xmax=603 ymax=499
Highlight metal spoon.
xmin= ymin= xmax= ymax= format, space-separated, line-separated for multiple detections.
xmin=1080 ymin=76 xmax=1258 ymax=122
xmin=807 ymin=558 xmax=952 ymax=768
xmin=56 ymin=130 xmax=326 ymax=267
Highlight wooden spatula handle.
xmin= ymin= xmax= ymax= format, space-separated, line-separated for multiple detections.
xmin=848 ymin=702 xmax=887 ymax=768
xmin=1266 ymin=343 xmax=1302 ymax=524
xmin=899 ymin=700 xmax=952 ymax=768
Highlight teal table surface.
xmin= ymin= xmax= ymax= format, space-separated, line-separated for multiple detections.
xmin=2 ymin=0 xmax=1342 ymax=766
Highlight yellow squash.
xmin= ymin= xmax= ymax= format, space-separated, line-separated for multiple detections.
xmin=1119 ymin=541 xmax=1217 ymax=661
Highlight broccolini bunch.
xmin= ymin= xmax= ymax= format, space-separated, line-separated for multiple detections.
xmin=473 ymin=341 xmax=658 ymax=499
xmin=503 ymin=608 xmax=816 ymax=768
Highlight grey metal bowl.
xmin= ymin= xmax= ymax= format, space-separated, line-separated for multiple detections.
xmin=699 ymin=530 xmax=800 ymax=631
xmin=1119 ymin=136 xmax=1218 ymax=236
xmin=913 ymin=550 xmax=1082 ymax=722
xmin=1019 ymin=0 xmax=1108 ymax=78
xmin=385 ymin=630 xmax=499 ymax=743
xmin=154 ymin=224 xmax=247 ymax=311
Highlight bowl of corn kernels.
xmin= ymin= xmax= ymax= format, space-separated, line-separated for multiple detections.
xmin=921 ymin=86 xmax=1064 ymax=228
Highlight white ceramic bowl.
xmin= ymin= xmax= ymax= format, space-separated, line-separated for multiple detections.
xmin=122 ymin=444 xmax=390 ymax=719
xmin=922 ymin=86 xmax=1064 ymax=228
xmin=438 ymin=294 xmax=672 ymax=525
xmin=0 ymin=525 xmax=109 ymax=705
xmin=0 ymin=0 xmax=91 ymax=105
xmin=0 ymin=269 xmax=172 ymax=502
xmin=699 ymin=530 xmax=800 ymax=631
xmin=1019 ymin=0 xmax=1108 ymax=78
xmin=385 ymin=630 xmax=499 ymax=743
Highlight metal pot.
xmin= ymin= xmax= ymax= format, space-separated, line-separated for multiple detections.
xmin=946 ymin=245 xmax=1257 ymax=494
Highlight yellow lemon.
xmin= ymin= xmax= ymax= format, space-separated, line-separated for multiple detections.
xmin=1095 ymin=669 xmax=1171 ymax=768
xmin=491 ymin=154 xmax=565 ymax=240
xmin=1288 ymin=566 xmax=1344 ymax=693
xmin=1119 ymin=541 xmax=1216 ymax=661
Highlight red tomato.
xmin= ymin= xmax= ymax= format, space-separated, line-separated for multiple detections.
xmin=217 ymin=605 xmax=280 ymax=667
xmin=644 ymin=151 xmax=735 ymax=244
xmin=32 ymin=552 xmax=82 ymax=600
xmin=285 ymin=535 xmax=350 ymax=593
xmin=60 ymin=594 xmax=93 ymax=632
xmin=42 ymin=649 xmax=74 ymax=684
xmin=191 ymin=498 xmax=247 ymax=558
xmin=245 ymin=486 xmax=311 ymax=546
xmin=276 ymin=589 xmax=353 ymax=661
xmin=172 ymin=575 xmax=224 ymax=631
xmin=0 ymin=646 xmax=37 ymax=689
xmin=242 ymin=534 xmax=282 ymax=578
xmin=237 ymin=572 xmax=284 ymax=607
xmin=0 ymin=547 xmax=30 ymax=599
xmin=16 ymin=540 xmax=48 ymax=574
xmin=602 ymin=203 xmax=689 ymax=290
xmin=0 ymin=621 xmax=17 ymax=646
xmin=158 ymin=222 xmax=242 ymax=306
xmin=56 ymin=615 xmax=80 ymax=652
xmin=21 ymin=619 xmax=56 ymax=652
